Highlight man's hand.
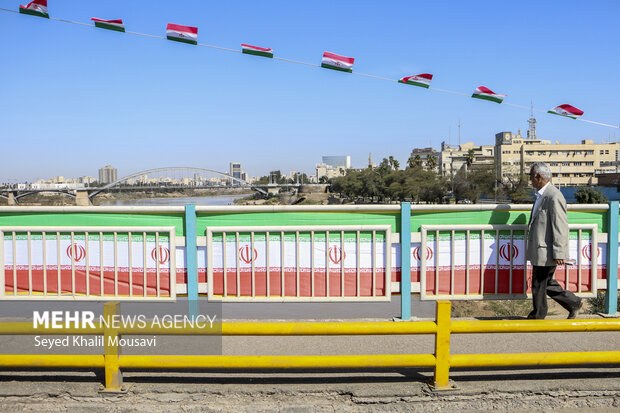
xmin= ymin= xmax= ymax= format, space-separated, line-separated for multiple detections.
xmin=554 ymin=259 xmax=565 ymax=265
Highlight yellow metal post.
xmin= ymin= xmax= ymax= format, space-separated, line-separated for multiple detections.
xmin=433 ymin=300 xmax=452 ymax=390
xmin=103 ymin=302 xmax=123 ymax=391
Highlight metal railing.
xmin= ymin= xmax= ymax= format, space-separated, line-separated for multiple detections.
xmin=420 ymin=224 xmax=599 ymax=300
xmin=0 ymin=300 xmax=618 ymax=391
xmin=206 ymin=225 xmax=392 ymax=301
xmin=0 ymin=226 xmax=177 ymax=300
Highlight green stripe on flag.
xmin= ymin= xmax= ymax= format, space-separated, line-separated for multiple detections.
xmin=19 ymin=8 xmax=49 ymax=18
xmin=94 ymin=22 xmax=125 ymax=32
xmin=167 ymin=36 xmax=197 ymax=45
xmin=472 ymin=94 xmax=503 ymax=104
xmin=321 ymin=63 xmax=352 ymax=73
xmin=398 ymin=80 xmax=430 ymax=88
xmin=242 ymin=49 xmax=273 ymax=58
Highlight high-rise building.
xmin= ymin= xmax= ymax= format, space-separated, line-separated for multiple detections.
xmin=322 ymin=156 xmax=351 ymax=169
xmin=229 ymin=162 xmax=244 ymax=185
xmin=98 ymin=165 xmax=117 ymax=184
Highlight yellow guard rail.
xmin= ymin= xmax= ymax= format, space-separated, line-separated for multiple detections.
xmin=0 ymin=301 xmax=619 ymax=391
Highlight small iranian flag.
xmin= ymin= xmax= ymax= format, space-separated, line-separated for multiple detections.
xmin=241 ymin=44 xmax=273 ymax=58
xmin=321 ymin=51 xmax=354 ymax=73
xmin=547 ymin=104 xmax=584 ymax=119
xmin=399 ymin=73 xmax=433 ymax=88
xmin=19 ymin=0 xmax=48 ymax=18
xmin=471 ymin=86 xmax=507 ymax=104
xmin=166 ymin=23 xmax=198 ymax=45
xmin=91 ymin=18 xmax=125 ymax=32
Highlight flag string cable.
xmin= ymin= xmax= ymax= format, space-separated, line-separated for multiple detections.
xmin=1 ymin=7 xmax=618 ymax=129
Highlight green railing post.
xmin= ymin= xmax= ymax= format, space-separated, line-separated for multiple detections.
xmin=400 ymin=202 xmax=412 ymax=320
xmin=606 ymin=201 xmax=618 ymax=315
xmin=185 ymin=204 xmax=199 ymax=317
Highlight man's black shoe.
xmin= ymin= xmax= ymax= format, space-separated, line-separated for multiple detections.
xmin=567 ymin=300 xmax=584 ymax=319
xmin=527 ymin=312 xmax=537 ymax=319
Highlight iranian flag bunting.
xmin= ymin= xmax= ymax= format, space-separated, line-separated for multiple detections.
xmin=399 ymin=73 xmax=433 ymax=88
xmin=321 ymin=51 xmax=354 ymax=73
xmin=547 ymin=104 xmax=584 ymax=119
xmin=471 ymin=86 xmax=506 ymax=104
xmin=91 ymin=18 xmax=125 ymax=32
xmin=166 ymin=23 xmax=198 ymax=45
xmin=241 ymin=44 xmax=273 ymax=58
xmin=19 ymin=0 xmax=48 ymax=18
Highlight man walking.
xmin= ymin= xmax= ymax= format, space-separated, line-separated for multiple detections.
xmin=526 ymin=162 xmax=583 ymax=319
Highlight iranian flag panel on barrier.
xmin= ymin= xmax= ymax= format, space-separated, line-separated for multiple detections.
xmin=211 ymin=232 xmax=388 ymax=297
xmin=3 ymin=233 xmax=172 ymax=296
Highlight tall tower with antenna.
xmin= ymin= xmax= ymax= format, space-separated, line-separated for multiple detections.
xmin=527 ymin=100 xmax=537 ymax=140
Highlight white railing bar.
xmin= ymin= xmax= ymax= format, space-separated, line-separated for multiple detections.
xmin=206 ymin=225 xmax=393 ymax=233
xmin=235 ymin=232 xmax=240 ymax=298
xmin=325 ymin=230 xmax=330 ymax=297
xmin=356 ymin=230 xmax=360 ymax=298
xmin=70 ymin=232 xmax=76 ymax=296
xmin=12 ymin=232 xmax=17 ymax=296
xmin=113 ymin=232 xmax=118 ymax=297
xmin=27 ymin=232 xmax=32 ymax=296
xmin=142 ymin=231 xmax=147 ymax=297
xmin=99 ymin=232 xmax=104 ymax=296
xmin=0 ymin=226 xmax=177 ymax=232
xmin=450 ymin=230 xmax=454 ymax=296
xmin=340 ymin=230 xmax=345 ymax=298
xmin=156 ymin=232 xmax=161 ymax=298
xmin=251 ymin=232 xmax=256 ymax=298
xmin=435 ymin=230 xmax=439 ymax=296
xmin=480 ymin=229 xmax=485 ymax=296
xmin=128 ymin=232 xmax=132 ymax=297
xmin=420 ymin=227 xmax=427 ymax=299
xmin=85 ymin=231 xmax=90 ymax=297
xmin=295 ymin=231 xmax=300 ymax=298
xmin=311 ymin=231 xmax=315 ymax=297
xmin=280 ymin=231 xmax=285 ymax=298
xmin=372 ymin=230 xmax=376 ymax=297
xmin=509 ymin=230 xmax=514 ymax=296
xmin=495 ymin=229 xmax=499 ymax=295
xmin=266 ymin=231 xmax=270 ymax=298
xmin=578 ymin=229 xmax=583 ymax=294
xmin=42 ymin=232 xmax=47 ymax=295
xmin=222 ymin=231 xmax=227 ymax=297
xmin=465 ymin=229 xmax=470 ymax=295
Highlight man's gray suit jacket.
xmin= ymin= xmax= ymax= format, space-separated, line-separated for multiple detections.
xmin=526 ymin=183 xmax=569 ymax=267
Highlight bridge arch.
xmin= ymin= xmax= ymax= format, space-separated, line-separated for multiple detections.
xmin=89 ymin=167 xmax=267 ymax=198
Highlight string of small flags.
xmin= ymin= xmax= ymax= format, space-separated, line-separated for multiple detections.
xmin=7 ymin=0 xmax=619 ymax=129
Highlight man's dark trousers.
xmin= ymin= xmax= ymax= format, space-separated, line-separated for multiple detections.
xmin=530 ymin=265 xmax=581 ymax=319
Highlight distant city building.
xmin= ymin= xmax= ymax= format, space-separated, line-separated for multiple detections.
xmin=495 ymin=132 xmax=620 ymax=186
xmin=322 ymin=155 xmax=351 ymax=169
xmin=439 ymin=141 xmax=494 ymax=177
xmin=316 ymin=156 xmax=351 ymax=180
xmin=409 ymin=147 xmax=440 ymax=172
xmin=229 ymin=162 xmax=247 ymax=185
xmin=98 ymin=165 xmax=118 ymax=185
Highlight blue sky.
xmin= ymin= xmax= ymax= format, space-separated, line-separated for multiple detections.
xmin=1 ymin=0 xmax=619 ymax=182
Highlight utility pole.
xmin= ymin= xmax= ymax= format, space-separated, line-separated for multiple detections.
xmin=458 ymin=119 xmax=461 ymax=146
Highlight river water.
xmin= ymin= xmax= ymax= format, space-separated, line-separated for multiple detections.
xmin=99 ymin=194 xmax=248 ymax=206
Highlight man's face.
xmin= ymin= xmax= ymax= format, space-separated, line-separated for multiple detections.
xmin=530 ymin=169 xmax=542 ymax=190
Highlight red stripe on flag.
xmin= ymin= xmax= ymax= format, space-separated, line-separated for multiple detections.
xmin=416 ymin=73 xmax=433 ymax=80
xmin=241 ymin=44 xmax=272 ymax=52
xmin=323 ymin=51 xmax=355 ymax=64
xmin=557 ymin=104 xmax=584 ymax=116
xmin=476 ymin=86 xmax=495 ymax=94
xmin=23 ymin=0 xmax=46 ymax=7
xmin=91 ymin=18 xmax=123 ymax=24
xmin=166 ymin=23 xmax=198 ymax=34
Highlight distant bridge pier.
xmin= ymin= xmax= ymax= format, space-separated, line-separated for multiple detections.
xmin=7 ymin=192 xmax=16 ymax=206
xmin=75 ymin=190 xmax=92 ymax=206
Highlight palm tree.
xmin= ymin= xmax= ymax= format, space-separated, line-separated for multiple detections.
xmin=426 ymin=155 xmax=437 ymax=171
xmin=465 ymin=149 xmax=476 ymax=168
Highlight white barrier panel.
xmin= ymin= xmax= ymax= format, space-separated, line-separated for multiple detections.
xmin=0 ymin=227 xmax=176 ymax=301
xmin=419 ymin=224 xmax=599 ymax=300
xmin=206 ymin=225 xmax=392 ymax=302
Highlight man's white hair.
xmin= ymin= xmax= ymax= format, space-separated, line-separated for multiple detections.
xmin=530 ymin=162 xmax=551 ymax=180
